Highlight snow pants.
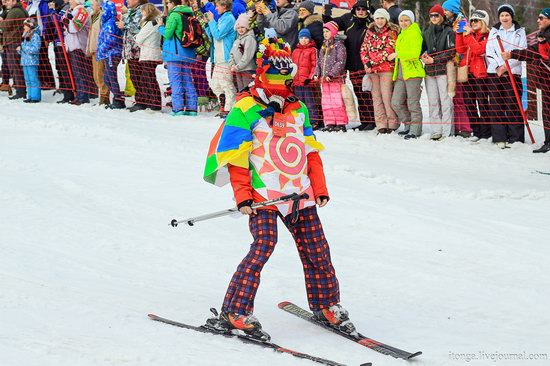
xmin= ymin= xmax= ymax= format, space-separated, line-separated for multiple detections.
xmin=391 ymin=77 xmax=423 ymax=136
xmin=370 ymin=72 xmax=398 ymax=130
xmin=453 ymin=83 xmax=471 ymax=134
xmin=487 ymin=74 xmax=525 ymax=144
xmin=23 ymin=65 xmax=41 ymax=101
xmin=103 ymin=56 xmax=123 ymax=103
xmin=321 ymin=81 xmax=348 ymax=126
xmin=210 ymin=62 xmax=236 ymax=111
xmin=91 ymin=52 xmax=109 ymax=100
xmin=222 ymin=206 xmax=340 ymax=315
xmin=69 ymin=49 xmax=94 ymax=103
xmin=425 ymin=74 xmax=454 ymax=136
xmin=463 ymin=77 xmax=491 ymax=139
xmin=167 ymin=61 xmax=198 ymax=113
xmin=5 ymin=44 xmax=25 ymax=95
xmin=294 ymin=85 xmax=323 ymax=128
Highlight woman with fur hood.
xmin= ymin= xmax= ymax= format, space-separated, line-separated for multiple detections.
xmin=360 ymin=8 xmax=399 ymax=134
xmin=297 ymin=1 xmax=323 ymax=49
xmin=314 ymin=21 xmax=347 ymax=132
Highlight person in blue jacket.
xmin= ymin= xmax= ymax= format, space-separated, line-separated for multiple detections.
xmin=205 ymin=0 xmax=236 ymax=117
xmin=96 ymin=0 xmax=125 ymax=109
xmin=19 ymin=18 xmax=42 ymax=103
xmin=158 ymin=0 xmax=198 ymax=116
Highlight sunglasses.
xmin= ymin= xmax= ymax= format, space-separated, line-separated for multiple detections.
xmin=355 ymin=7 xmax=367 ymax=11
xmin=429 ymin=13 xmax=441 ymax=18
xmin=471 ymin=19 xmax=480 ymax=23
xmin=538 ymin=16 xmax=548 ymax=21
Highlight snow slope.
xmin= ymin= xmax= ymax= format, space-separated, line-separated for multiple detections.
xmin=1 ymin=95 xmax=550 ymax=366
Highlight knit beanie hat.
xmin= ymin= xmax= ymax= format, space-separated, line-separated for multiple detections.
xmin=298 ymin=28 xmax=312 ymax=39
xmin=398 ymin=10 xmax=415 ymax=23
xmin=470 ymin=9 xmax=489 ymax=25
xmin=373 ymin=8 xmax=390 ymax=22
xmin=235 ymin=13 xmax=250 ymax=29
xmin=323 ymin=21 xmax=339 ymax=38
xmin=498 ymin=4 xmax=515 ymax=18
xmin=255 ymin=37 xmax=296 ymax=98
xmin=541 ymin=8 xmax=550 ymax=19
xmin=23 ymin=17 xmax=37 ymax=29
xmin=442 ymin=0 xmax=461 ymax=14
xmin=429 ymin=4 xmax=445 ymax=18
xmin=298 ymin=0 xmax=315 ymax=15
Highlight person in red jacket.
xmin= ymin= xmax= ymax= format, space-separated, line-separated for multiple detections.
xmin=292 ymin=28 xmax=323 ymax=130
xmin=203 ymin=37 xmax=355 ymax=341
xmin=456 ymin=9 xmax=491 ymax=140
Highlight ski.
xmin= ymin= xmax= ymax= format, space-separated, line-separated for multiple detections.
xmin=278 ymin=301 xmax=422 ymax=360
xmin=148 ymin=314 xmax=366 ymax=366
xmin=535 ymin=170 xmax=550 ymax=176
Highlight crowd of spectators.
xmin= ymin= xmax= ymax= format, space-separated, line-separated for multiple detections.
xmin=0 ymin=0 xmax=549 ymax=152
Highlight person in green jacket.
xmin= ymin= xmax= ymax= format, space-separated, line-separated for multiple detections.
xmin=390 ymin=10 xmax=425 ymax=140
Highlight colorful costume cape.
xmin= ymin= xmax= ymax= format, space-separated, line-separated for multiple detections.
xmin=204 ymin=91 xmax=324 ymax=216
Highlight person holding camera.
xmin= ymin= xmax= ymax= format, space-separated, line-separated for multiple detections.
xmin=255 ymin=0 xmax=298 ymax=48
xmin=205 ymin=0 xmax=236 ymax=117
xmin=62 ymin=0 xmax=92 ymax=105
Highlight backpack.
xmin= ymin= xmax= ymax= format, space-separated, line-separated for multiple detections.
xmin=178 ymin=13 xmax=204 ymax=49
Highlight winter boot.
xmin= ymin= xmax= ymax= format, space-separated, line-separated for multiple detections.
xmin=128 ymin=103 xmax=147 ymax=112
xmin=109 ymin=100 xmax=126 ymax=109
xmin=533 ymin=143 xmax=550 ymax=154
xmin=57 ymin=91 xmax=74 ymax=104
xmin=205 ymin=309 xmax=271 ymax=341
xmin=215 ymin=94 xmax=226 ymax=117
xmin=313 ymin=304 xmax=356 ymax=334
xmin=99 ymin=96 xmax=110 ymax=106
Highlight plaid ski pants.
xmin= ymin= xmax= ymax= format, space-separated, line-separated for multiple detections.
xmin=222 ymin=206 xmax=340 ymax=315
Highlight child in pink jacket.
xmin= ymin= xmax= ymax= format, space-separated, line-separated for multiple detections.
xmin=314 ymin=21 xmax=348 ymax=132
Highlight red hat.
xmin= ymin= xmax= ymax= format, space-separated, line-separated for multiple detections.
xmin=429 ymin=4 xmax=445 ymax=18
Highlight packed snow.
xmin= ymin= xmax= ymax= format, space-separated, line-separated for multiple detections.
xmin=1 ymin=94 xmax=550 ymax=366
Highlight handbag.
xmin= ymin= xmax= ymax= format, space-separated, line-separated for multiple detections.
xmin=341 ymin=81 xmax=358 ymax=122
xmin=457 ymin=48 xmax=470 ymax=83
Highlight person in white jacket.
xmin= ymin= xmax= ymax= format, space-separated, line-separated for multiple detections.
xmin=485 ymin=4 xmax=527 ymax=148
xmin=133 ymin=3 xmax=163 ymax=111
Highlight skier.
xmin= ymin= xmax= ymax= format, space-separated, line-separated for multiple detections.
xmin=202 ymin=36 xmax=355 ymax=341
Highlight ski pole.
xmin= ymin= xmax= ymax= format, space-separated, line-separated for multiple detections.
xmin=170 ymin=192 xmax=309 ymax=227
xmin=496 ymin=35 xmax=535 ymax=144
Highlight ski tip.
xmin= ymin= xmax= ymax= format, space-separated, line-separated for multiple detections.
xmin=359 ymin=363 xmax=372 ymax=366
xmin=148 ymin=313 xmax=159 ymax=320
xmin=408 ymin=351 xmax=423 ymax=359
xmin=277 ymin=301 xmax=291 ymax=309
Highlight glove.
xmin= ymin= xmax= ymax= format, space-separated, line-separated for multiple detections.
xmin=62 ymin=17 xmax=70 ymax=27
xmin=237 ymin=199 xmax=253 ymax=210
xmin=303 ymin=78 xmax=311 ymax=86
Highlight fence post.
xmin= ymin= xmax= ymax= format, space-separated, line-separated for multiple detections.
xmin=496 ymin=35 xmax=535 ymax=144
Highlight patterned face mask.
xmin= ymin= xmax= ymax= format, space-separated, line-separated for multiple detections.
xmin=254 ymin=37 xmax=297 ymax=97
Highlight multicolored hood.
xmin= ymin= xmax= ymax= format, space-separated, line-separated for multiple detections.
xmin=254 ymin=37 xmax=297 ymax=98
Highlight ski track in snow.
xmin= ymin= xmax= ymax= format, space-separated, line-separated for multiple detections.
xmin=1 ymin=95 xmax=550 ymax=366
